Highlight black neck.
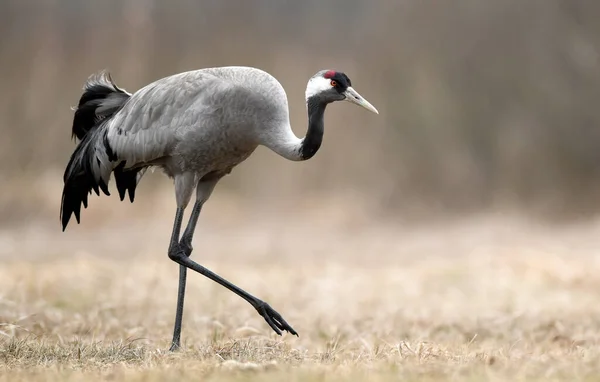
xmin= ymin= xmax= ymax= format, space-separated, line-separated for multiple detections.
xmin=300 ymin=97 xmax=327 ymax=160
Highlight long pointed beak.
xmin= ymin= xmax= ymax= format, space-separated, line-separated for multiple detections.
xmin=343 ymin=87 xmax=379 ymax=114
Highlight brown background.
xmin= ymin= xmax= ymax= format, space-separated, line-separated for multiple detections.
xmin=2 ymin=0 xmax=600 ymax=226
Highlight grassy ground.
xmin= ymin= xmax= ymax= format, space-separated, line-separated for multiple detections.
xmin=2 ymin=209 xmax=600 ymax=381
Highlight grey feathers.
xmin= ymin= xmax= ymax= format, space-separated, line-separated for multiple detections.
xmin=62 ymin=66 xmax=305 ymax=229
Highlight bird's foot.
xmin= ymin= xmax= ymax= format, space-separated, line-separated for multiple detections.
xmin=255 ymin=301 xmax=298 ymax=337
xmin=169 ymin=342 xmax=181 ymax=352
xmin=179 ymin=236 xmax=193 ymax=257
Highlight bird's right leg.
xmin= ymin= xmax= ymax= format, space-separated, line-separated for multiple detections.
xmin=168 ymin=231 xmax=298 ymax=339
xmin=178 ymin=180 xmax=219 ymax=256
xmin=166 ymin=177 xmax=297 ymax=340
xmin=170 ymin=179 xmax=219 ymax=351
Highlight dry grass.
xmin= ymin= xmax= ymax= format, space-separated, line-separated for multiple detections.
xmin=2 ymin=211 xmax=600 ymax=381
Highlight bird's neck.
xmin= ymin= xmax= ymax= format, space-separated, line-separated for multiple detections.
xmin=299 ymin=97 xmax=326 ymax=160
xmin=261 ymin=96 xmax=327 ymax=162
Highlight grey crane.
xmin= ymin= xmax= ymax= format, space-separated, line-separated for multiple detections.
xmin=60 ymin=66 xmax=378 ymax=350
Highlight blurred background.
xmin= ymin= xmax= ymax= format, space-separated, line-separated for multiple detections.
xmin=2 ymin=0 xmax=600 ymax=230
xmin=4 ymin=2 xmax=600 ymax=373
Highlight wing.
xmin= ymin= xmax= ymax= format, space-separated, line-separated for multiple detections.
xmin=105 ymin=70 xmax=231 ymax=168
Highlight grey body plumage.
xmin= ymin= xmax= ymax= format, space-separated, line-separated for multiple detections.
xmin=64 ymin=67 xmax=294 ymax=215
xmin=60 ymin=65 xmax=378 ymax=350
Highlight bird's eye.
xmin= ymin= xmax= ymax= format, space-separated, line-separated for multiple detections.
xmin=330 ymin=80 xmax=337 ymax=87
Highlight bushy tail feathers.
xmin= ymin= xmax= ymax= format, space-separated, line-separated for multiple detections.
xmin=71 ymin=70 xmax=131 ymax=141
xmin=61 ymin=70 xmax=140 ymax=231
xmin=60 ymin=127 xmax=114 ymax=230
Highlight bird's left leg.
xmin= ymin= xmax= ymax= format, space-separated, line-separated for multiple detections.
xmin=168 ymin=240 xmax=298 ymax=338
xmin=178 ymin=179 xmax=219 ymax=256
xmin=166 ymin=177 xmax=298 ymax=338
xmin=170 ymin=179 xmax=219 ymax=351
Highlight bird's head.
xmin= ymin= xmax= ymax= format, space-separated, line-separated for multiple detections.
xmin=305 ymin=70 xmax=378 ymax=114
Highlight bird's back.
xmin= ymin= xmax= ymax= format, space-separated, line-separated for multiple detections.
xmin=61 ymin=66 xmax=296 ymax=229
xmin=105 ymin=66 xmax=291 ymax=174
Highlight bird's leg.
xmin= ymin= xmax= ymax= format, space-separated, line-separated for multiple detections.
xmin=167 ymin=206 xmax=187 ymax=351
xmin=170 ymin=200 xmax=204 ymax=351
xmin=170 ymin=178 xmax=219 ymax=352
xmin=179 ymin=200 xmax=203 ymax=257
xmin=166 ymin=209 xmax=298 ymax=339
xmin=178 ymin=177 xmax=220 ymax=258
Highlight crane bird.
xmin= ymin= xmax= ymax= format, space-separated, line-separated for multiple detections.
xmin=60 ymin=66 xmax=378 ymax=350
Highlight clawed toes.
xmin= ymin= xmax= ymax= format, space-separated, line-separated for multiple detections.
xmin=256 ymin=302 xmax=298 ymax=337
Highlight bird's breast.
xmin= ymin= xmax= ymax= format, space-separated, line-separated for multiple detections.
xmin=172 ymin=123 xmax=259 ymax=176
